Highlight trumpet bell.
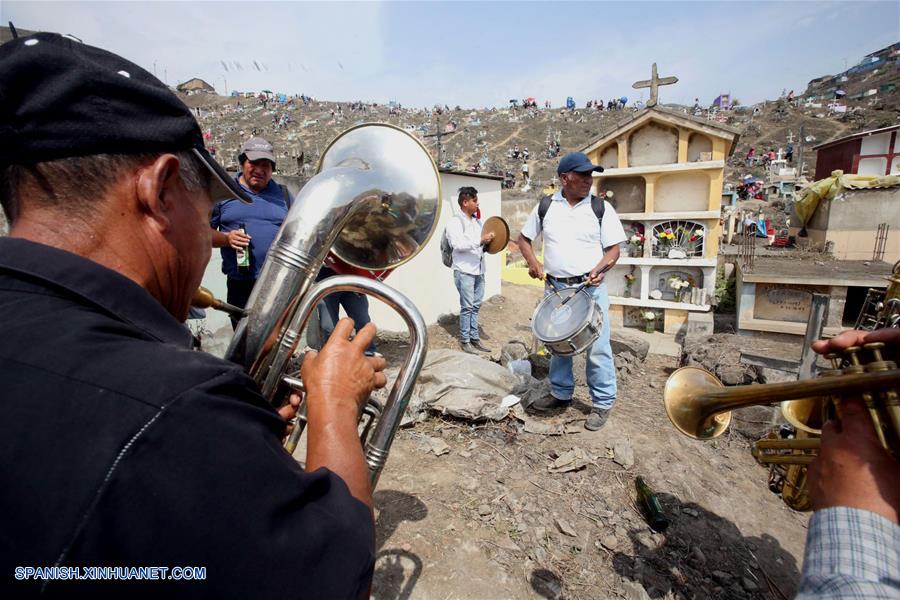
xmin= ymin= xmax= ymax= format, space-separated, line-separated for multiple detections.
xmin=664 ymin=367 xmax=729 ymax=439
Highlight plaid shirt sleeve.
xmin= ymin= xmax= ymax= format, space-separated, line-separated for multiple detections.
xmin=796 ymin=507 xmax=900 ymax=599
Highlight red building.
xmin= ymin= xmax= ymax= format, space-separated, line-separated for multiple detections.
xmin=813 ymin=125 xmax=900 ymax=179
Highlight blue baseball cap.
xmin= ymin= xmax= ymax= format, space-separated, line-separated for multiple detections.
xmin=557 ymin=152 xmax=604 ymax=175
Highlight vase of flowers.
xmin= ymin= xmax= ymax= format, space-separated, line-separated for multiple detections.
xmin=656 ymin=229 xmax=675 ymax=256
xmin=642 ymin=311 xmax=656 ymax=333
xmin=627 ymin=233 xmax=645 ymax=257
xmin=624 ymin=273 xmax=636 ymax=298
xmin=669 ymin=276 xmax=690 ymax=302
xmin=687 ymin=229 xmax=705 ymax=255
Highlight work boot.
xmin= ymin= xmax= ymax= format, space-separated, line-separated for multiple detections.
xmin=470 ymin=340 xmax=491 ymax=352
xmin=460 ymin=342 xmax=479 ymax=355
xmin=530 ymin=394 xmax=571 ymax=412
xmin=585 ymin=408 xmax=611 ymax=431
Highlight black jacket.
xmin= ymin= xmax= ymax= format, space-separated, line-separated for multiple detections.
xmin=0 ymin=238 xmax=373 ymax=598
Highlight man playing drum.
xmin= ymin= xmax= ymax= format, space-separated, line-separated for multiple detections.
xmin=517 ymin=152 xmax=626 ymax=430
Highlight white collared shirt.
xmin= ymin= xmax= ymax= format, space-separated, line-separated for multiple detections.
xmin=521 ymin=191 xmax=626 ymax=277
xmin=446 ymin=212 xmax=485 ymax=275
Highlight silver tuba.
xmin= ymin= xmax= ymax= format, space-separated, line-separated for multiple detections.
xmin=221 ymin=123 xmax=441 ymax=487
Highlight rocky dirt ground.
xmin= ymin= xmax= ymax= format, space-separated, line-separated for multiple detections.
xmin=359 ymin=283 xmax=809 ymax=600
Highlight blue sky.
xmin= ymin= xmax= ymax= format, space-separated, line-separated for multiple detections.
xmin=3 ymin=1 xmax=898 ymax=108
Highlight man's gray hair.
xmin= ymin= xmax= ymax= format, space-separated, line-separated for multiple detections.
xmin=0 ymin=150 xmax=210 ymax=224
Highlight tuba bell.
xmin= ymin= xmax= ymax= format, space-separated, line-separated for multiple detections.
xmin=197 ymin=123 xmax=441 ymax=487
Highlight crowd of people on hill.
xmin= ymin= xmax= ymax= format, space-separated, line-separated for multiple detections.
xmin=745 ymin=145 xmax=795 ymax=169
xmin=582 ymin=98 xmax=628 ymax=111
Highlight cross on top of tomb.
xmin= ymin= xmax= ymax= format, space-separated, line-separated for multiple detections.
xmin=787 ymin=131 xmax=795 ymax=144
xmin=632 ymin=63 xmax=678 ymax=108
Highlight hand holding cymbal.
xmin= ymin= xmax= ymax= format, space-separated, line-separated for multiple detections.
xmin=481 ymin=216 xmax=510 ymax=254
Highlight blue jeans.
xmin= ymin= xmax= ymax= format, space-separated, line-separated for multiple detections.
xmin=320 ymin=291 xmax=376 ymax=353
xmin=454 ymin=270 xmax=484 ymax=343
xmin=545 ymin=279 xmax=616 ymax=409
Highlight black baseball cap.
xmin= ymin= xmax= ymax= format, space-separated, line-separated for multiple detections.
xmin=0 ymin=32 xmax=250 ymax=203
xmin=557 ymin=152 xmax=604 ymax=175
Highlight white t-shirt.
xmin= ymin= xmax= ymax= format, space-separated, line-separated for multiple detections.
xmin=446 ymin=213 xmax=485 ymax=276
xmin=521 ymin=191 xmax=627 ymax=278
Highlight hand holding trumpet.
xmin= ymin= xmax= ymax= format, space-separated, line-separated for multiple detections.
xmin=807 ymin=328 xmax=900 ymax=524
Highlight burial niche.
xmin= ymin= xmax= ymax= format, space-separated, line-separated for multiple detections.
xmin=628 ymin=122 xmax=678 ymax=167
xmin=651 ymin=221 xmax=705 ymax=258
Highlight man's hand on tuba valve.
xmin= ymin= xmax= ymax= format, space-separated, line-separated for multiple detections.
xmin=302 ymin=318 xmax=388 ymax=417
xmin=301 ymin=317 xmax=387 ymax=508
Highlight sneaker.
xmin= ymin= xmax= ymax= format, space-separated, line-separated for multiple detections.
xmin=530 ymin=394 xmax=571 ymax=412
xmin=470 ymin=340 xmax=491 ymax=352
xmin=460 ymin=342 xmax=480 ymax=355
xmin=585 ymin=408 xmax=610 ymax=431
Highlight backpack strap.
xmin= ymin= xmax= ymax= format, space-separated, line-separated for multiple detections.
xmin=537 ymin=194 xmax=553 ymax=230
xmin=280 ymin=184 xmax=292 ymax=210
xmin=537 ymin=193 xmax=604 ymax=230
xmin=590 ymin=194 xmax=605 ymax=228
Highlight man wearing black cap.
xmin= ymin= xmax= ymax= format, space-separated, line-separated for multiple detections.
xmin=517 ymin=152 xmax=626 ymax=431
xmin=0 ymin=32 xmax=380 ymax=597
xmin=210 ymin=136 xmax=293 ymax=328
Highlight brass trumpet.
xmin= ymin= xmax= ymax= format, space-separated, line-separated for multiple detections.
xmin=664 ymin=343 xmax=900 ymax=510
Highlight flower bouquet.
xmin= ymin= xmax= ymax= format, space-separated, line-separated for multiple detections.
xmin=624 ymin=273 xmax=636 ymax=298
xmin=642 ymin=310 xmax=657 ymax=333
xmin=669 ymin=276 xmax=690 ymax=302
xmin=656 ymin=229 xmax=675 ymax=256
xmin=625 ymin=233 xmax=645 ymax=257
xmin=687 ymin=229 xmax=705 ymax=254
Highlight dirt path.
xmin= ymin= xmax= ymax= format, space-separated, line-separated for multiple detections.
xmin=370 ymin=284 xmax=809 ymax=599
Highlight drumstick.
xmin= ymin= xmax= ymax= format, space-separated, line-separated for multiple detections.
xmin=559 ymin=264 xmax=613 ymax=306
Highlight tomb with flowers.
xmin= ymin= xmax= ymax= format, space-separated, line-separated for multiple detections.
xmin=580 ymin=64 xmax=739 ymax=334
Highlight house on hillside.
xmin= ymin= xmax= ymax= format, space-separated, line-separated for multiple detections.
xmin=580 ymin=106 xmax=739 ymax=336
xmin=177 ymin=78 xmax=215 ymax=95
xmin=804 ymin=42 xmax=900 ymax=102
xmin=813 ymin=125 xmax=900 ymax=178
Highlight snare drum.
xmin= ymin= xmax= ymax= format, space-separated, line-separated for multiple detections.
xmin=532 ymin=287 xmax=603 ymax=357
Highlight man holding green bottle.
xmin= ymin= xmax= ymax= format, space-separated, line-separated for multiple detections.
xmin=210 ymin=137 xmax=293 ymax=328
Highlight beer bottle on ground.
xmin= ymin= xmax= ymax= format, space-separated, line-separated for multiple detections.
xmin=635 ymin=476 xmax=670 ymax=533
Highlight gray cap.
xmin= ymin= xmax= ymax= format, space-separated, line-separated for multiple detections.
xmin=239 ymin=137 xmax=276 ymax=166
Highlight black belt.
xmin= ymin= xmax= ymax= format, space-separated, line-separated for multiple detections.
xmin=547 ymin=273 xmax=588 ymax=285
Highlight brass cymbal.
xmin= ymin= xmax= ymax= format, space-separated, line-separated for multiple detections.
xmin=482 ymin=216 xmax=510 ymax=254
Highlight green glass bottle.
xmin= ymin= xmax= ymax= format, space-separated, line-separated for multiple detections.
xmin=635 ymin=476 xmax=670 ymax=533
xmin=235 ymin=222 xmax=250 ymax=271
